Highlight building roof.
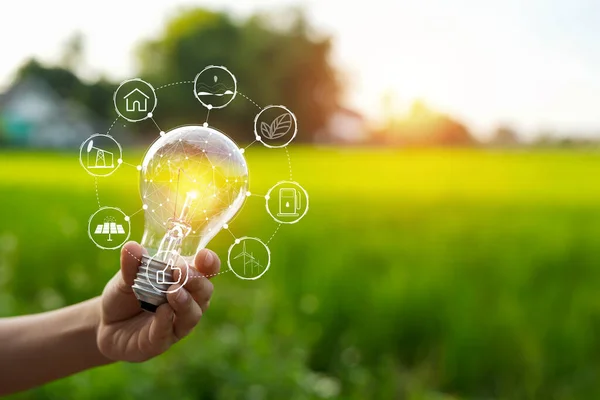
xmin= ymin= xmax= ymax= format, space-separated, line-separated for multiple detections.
xmin=124 ymin=88 xmax=150 ymax=99
xmin=0 ymin=76 xmax=117 ymax=148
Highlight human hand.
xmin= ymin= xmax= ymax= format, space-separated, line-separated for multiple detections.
xmin=96 ymin=242 xmax=220 ymax=362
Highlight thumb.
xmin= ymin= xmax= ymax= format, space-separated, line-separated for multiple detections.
xmin=102 ymin=242 xmax=147 ymax=323
xmin=120 ymin=241 xmax=146 ymax=287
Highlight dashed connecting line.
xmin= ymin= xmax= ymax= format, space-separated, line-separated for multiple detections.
xmin=267 ymin=224 xmax=282 ymax=245
xmin=94 ymin=177 xmax=101 ymax=207
xmin=124 ymin=247 xmax=141 ymax=263
xmin=193 ymin=269 xmax=230 ymax=279
xmin=155 ymin=80 xmax=194 ymax=90
xmin=285 ymin=147 xmax=293 ymax=180
xmin=238 ymin=91 xmax=262 ymax=109
xmin=106 ymin=117 xmax=119 ymax=135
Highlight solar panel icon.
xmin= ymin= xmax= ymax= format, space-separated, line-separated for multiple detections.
xmin=94 ymin=217 xmax=126 ymax=242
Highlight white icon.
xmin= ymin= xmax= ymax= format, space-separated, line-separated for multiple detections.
xmin=197 ymin=75 xmax=234 ymax=99
xmin=155 ymin=255 xmax=182 ymax=285
xmin=141 ymin=250 xmax=190 ymax=294
xmin=113 ymin=78 xmax=157 ymax=122
xmin=261 ymin=113 xmax=293 ymax=140
xmin=87 ymin=206 xmax=130 ymax=250
xmin=193 ymin=65 xmax=237 ymax=109
xmin=233 ymin=241 xmax=264 ymax=276
xmin=227 ymin=237 xmax=271 ymax=280
xmin=265 ymin=181 xmax=309 ymax=224
xmin=86 ymin=140 xmax=114 ymax=169
xmin=93 ymin=216 xmax=126 ymax=242
xmin=278 ymin=188 xmax=300 ymax=217
xmin=124 ymin=88 xmax=149 ymax=112
xmin=254 ymin=105 xmax=298 ymax=148
xmin=79 ymin=134 xmax=122 ymax=177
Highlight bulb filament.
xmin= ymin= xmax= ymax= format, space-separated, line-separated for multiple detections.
xmin=157 ymin=191 xmax=196 ymax=261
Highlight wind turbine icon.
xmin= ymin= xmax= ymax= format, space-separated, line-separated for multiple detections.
xmin=233 ymin=241 xmax=263 ymax=276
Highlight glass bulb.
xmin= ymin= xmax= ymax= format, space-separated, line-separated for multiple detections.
xmin=132 ymin=125 xmax=248 ymax=311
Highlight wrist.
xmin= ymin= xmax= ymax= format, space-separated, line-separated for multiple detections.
xmin=86 ymin=296 xmax=102 ymax=333
xmin=79 ymin=297 xmax=112 ymax=366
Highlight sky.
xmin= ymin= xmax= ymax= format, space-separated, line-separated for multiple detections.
xmin=2 ymin=0 xmax=600 ymax=139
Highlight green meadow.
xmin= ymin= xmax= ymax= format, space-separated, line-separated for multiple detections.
xmin=2 ymin=147 xmax=600 ymax=399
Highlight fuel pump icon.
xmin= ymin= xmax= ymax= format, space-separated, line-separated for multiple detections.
xmin=278 ymin=188 xmax=300 ymax=217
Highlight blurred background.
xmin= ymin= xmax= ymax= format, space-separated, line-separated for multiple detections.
xmin=2 ymin=1 xmax=600 ymax=399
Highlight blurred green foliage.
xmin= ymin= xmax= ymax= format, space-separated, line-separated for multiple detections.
xmin=2 ymin=149 xmax=600 ymax=399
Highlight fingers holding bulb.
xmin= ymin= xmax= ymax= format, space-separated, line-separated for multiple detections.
xmin=148 ymin=303 xmax=176 ymax=352
xmin=194 ymin=248 xmax=221 ymax=279
xmin=147 ymin=248 xmax=220 ymax=340
xmin=120 ymin=241 xmax=147 ymax=287
xmin=185 ymin=268 xmax=214 ymax=312
xmin=166 ymin=284 xmax=203 ymax=340
xmin=188 ymin=249 xmax=219 ymax=311
xmin=102 ymin=242 xmax=148 ymax=324
xmin=170 ymin=258 xmax=214 ymax=313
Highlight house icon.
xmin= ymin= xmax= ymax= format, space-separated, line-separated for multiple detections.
xmin=124 ymin=88 xmax=149 ymax=112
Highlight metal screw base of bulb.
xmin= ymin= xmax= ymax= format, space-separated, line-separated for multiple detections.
xmin=132 ymin=255 xmax=172 ymax=313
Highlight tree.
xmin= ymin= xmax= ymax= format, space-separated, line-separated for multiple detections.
xmin=136 ymin=8 xmax=339 ymax=143
xmin=16 ymin=59 xmax=83 ymax=100
xmin=490 ymin=125 xmax=519 ymax=147
xmin=386 ymin=100 xmax=475 ymax=146
xmin=60 ymin=32 xmax=85 ymax=73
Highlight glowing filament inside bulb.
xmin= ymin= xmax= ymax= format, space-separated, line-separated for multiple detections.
xmin=156 ymin=191 xmax=196 ymax=262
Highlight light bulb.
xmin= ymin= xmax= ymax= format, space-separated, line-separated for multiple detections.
xmin=132 ymin=125 xmax=248 ymax=311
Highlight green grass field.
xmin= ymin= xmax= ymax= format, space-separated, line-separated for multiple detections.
xmin=2 ymin=147 xmax=600 ymax=399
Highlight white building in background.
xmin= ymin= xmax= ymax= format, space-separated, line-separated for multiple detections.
xmin=0 ymin=77 xmax=96 ymax=148
xmin=317 ymin=107 xmax=367 ymax=144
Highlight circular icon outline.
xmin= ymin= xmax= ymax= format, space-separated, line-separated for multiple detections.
xmin=193 ymin=65 xmax=237 ymax=110
xmin=144 ymin=250 xmax=190 ymax=294
xmin=87 ymin=206 xmax=131 ymax=250
xmin=265 ymin=180 xmax=309 ymax=224
xmin=227 ymin=236 xmax=271 ymax=280
xmin=113 ymin=78 xmax=157 ymax=122
xmin=254 ymin=105 xmax=298 ymax=148
xmin=79 ymin=134 xmax=123 ymax=177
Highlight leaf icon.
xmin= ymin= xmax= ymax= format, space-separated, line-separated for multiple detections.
xmin=264 ymin=113 xmax=292 ymax=140
xmin=260 ymin=121 xmax=271 ymax=139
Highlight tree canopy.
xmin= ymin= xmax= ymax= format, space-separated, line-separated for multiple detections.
xmin=136 ymin=8 xmax=339 ymax=143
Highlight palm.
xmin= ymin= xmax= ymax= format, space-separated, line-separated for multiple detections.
xmin=98 ymin=309 xmax=170 ymax=362
xmin=95 ymin=242 xmax=218 ymax=363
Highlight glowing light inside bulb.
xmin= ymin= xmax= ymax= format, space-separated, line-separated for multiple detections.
xmin=140 ymin=125 xmax=248 ymax=258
